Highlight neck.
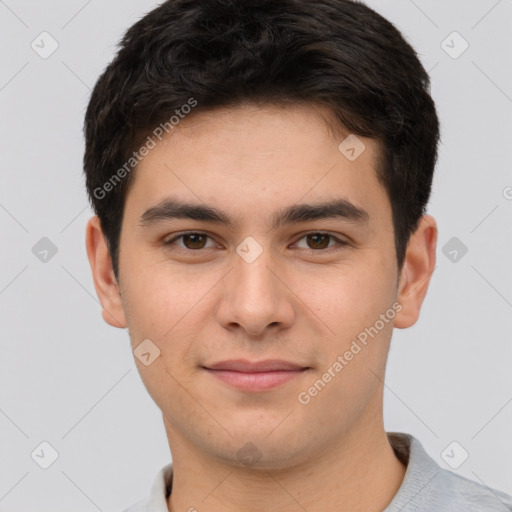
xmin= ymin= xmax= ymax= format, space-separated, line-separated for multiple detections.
xmin=165 ymin=413 xmax=406 ymax=512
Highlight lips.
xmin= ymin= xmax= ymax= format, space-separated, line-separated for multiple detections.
xmin=204 ymin=359 xmax=307 ymax=372
xmin=203 ymin=359 xmax=309 ymax=392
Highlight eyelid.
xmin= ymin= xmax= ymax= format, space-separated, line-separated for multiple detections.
xmin=163 ymin=231 xmax=219 ymax=248
xmin=292 ymin=231 xmax=349 ymax=250
xmin=162 ymin=230 xmax=349 ymax=253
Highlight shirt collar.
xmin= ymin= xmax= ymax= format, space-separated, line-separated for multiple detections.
xmin=383 ymin=432 xmax=441 ymax=511
xmin=146 ymin=462 xmax=173 ymax=512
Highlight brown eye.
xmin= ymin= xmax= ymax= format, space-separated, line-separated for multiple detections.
xmin=181 ymin=233 xmax=208 ymax=249
xmin=294 ymin=232 xmax=348 ymax=253
xmin=306 ymin=233 xmax=331 ymax=250
xmin=164 ymin=232 xmax=215 ymax=250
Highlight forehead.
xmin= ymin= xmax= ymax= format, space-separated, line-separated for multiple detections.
xmin=125 ymin=103 xmax=391 ymax=229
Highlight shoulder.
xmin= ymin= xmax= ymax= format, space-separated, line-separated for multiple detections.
xmin=386 ymin=432 xmax=512 ymax=512
xmin=431 ymin=468 xmax=512 ymax=511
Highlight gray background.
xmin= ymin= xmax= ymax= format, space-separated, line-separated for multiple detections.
xmin=1 ymin=0 xmax=511 ymax=510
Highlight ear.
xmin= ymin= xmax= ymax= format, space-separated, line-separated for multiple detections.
xmin=85 ymin=216 xmax=127 ymax=328
xmin=394 ymin=214 xmax=437 ymax=329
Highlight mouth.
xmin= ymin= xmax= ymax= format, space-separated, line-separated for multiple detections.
xmin=202 ymin=359 xmax=311 ymax=392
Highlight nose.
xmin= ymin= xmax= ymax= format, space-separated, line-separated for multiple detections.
xmin=215 ymin=246 xmax=295 ymax=337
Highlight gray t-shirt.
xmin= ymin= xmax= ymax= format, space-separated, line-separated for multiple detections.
xmin=123 ymin=432 xmax=512 ymax=511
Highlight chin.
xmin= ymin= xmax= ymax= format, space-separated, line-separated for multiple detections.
xmin=210 ymin=428 xmax=311 ymax=470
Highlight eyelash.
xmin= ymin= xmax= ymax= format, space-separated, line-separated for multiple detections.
xmin=162 ymin=231 xmax=349 ymax=255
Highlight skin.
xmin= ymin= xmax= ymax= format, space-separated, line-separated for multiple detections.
xmin=86 ymin=103 xmax=437 ymax=512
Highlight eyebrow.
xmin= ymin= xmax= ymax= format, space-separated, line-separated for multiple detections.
xmin=139 ymin=196 xmax=369 ymax=230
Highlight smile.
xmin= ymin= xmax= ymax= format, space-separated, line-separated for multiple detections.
xmin=203 ymin=359 xmax=310 ymax=392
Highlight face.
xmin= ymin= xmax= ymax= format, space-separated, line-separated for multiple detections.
xmin=87 ymin=103 xmax=436 ymax=469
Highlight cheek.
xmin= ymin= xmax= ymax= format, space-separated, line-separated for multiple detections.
xmin=124 ymin=282 xmax=204 ymax=410
xmin=293 ymin=259 xmax=396 ymax=335
xmin=122 ymin=261 xmax=207 ymax=338
xmin=121 ymin=268 xmax=219 ymax=392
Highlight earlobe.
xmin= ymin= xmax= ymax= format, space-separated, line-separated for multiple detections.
xmin=85 ymin=216 xmax=127 ymax=329
xmin=394 ymin=214 xmax=437 ymax=329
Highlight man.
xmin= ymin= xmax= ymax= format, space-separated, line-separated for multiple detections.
xmin=83 ymin=0 xmax=512 ymax=510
